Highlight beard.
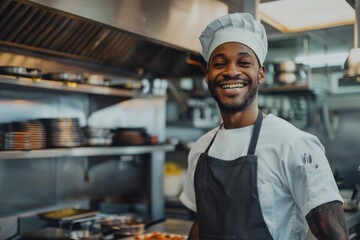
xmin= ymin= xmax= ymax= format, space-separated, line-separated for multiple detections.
xmin=207 ymin=80 xmax=258 ymax=113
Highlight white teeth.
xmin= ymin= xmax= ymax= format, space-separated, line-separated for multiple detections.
xmin=221 ymin=83 xmax=246 ymax=89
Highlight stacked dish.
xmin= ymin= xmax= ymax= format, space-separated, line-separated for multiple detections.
xmin=38 ymin=118 xmax=85 ymax=148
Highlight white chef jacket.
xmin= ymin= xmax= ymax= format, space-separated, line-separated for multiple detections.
xmin=180 ymin=114 xmax=343 ymax=240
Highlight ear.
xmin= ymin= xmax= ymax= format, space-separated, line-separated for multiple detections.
xmin=205 ymin=70 xmax=209 ymax=84
xmin=257 ymin=66 xmax=266 ymax=84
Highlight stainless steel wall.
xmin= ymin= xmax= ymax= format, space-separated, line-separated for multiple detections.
xmin=316 ymin=110 xmax=360 ymax=189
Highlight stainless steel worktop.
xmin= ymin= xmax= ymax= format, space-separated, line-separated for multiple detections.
xmin=139 ymin=212 xmax=360 ymax=240
xmin=146 ymin=218 xmax=193 ymax=236
xmin=120 ymin=219 xmax=192 ymax=240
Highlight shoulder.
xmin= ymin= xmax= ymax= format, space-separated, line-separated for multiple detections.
xmin=262 ymin=114 xmax=322 ymax=149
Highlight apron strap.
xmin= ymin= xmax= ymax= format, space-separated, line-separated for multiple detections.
xmin=247 ymin=110 xmax=263 ymax=155
xmin=204 ymin=123 xmax=223 ymax=154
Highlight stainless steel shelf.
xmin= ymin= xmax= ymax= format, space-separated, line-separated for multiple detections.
xmin=0 ymin=75 xmax=142 ymax=98
xmin=0 ymin=144 xmax=175 ymax=160
xmin=259 ymin=83 xmax=312 ymax=94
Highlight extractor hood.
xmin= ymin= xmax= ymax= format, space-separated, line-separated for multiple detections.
xmin=0 ymin=0 xmax=228 ymax=78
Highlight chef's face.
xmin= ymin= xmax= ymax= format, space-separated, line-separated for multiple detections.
xmin=206 ymin=42 xmax=265 ymax=113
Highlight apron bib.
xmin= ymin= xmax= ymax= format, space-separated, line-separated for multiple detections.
xmin=194 ymin=110 xmax=273 ymax=240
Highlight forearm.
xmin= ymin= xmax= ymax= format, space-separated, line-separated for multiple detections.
xmin=306 ymin=201 xmax=349 ymax=240
xmin=188 ymin=221 xmax=199 ymax=240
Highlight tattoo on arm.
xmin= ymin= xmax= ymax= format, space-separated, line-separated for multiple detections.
xmin=306 ymin=201 xmax=349 ymax=240
xmin=188 ymin=221 xmax=199 ymax=240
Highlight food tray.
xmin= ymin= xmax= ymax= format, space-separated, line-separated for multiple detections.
xmin=38 ymin=208 xmax=97 ymax=222
xmin=130 ymin=231 xmax=187 ymax=240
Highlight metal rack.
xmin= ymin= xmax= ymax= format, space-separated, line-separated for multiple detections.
xmin=0 ymin=70 xmax=169 ymax=226
xmin=0 ymin=144 xmax=175 ymax=160
xmin=0 ymin=75 xmax=143 ymax=98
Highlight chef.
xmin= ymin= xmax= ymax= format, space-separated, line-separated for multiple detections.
xmin=179 ymin=12 xmax=348 ymax=240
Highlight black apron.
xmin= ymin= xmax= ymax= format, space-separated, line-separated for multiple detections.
xmin=194 ymin=110 xmax=273 ymax=240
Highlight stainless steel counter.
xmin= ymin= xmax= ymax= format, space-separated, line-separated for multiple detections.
xmin=121 ymin=219 xmax=192 ymax=239
xmin=146 ymin=218 xmax=193 ymax=236
xmin=139 ymin=212 xmax=360 ymax=240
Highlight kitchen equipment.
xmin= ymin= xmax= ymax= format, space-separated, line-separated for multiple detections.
xmin=3 ymin=131 xmax=31 ymax=151
xmin=340 ymin=189 xmax=359 ymax=212
xmin=38 ymin=208 xmax=98 ymax=224
xmin=100 ymin=215 xmax=146 ymax=237
xmin=273 ymin=61 xmax=308 ymax=85
xmin=274 ymin=60 xmax=297 ymax=72
xmin=110 ymin=81 xmax=144 ymax=91
xmin=163 ymin=162 xmax=185 ymax=198
xmin=10 ymin=121 xmax=47 ymax=150
xmin=133 ymin=232 xmax=187 ymax=240
xmin=38 ymin=118 xmax=85 ymax=148
xmin=20 ymin=227 xmax=68 ymax=239
xmin=66 ymin=229 xmax=102 ymax=240
xmin=0 ymin=66 xmax=41 ymax=78
xmin=85 ymin=75 xmax=110 ymax=86
xmin=275 ymin=72 xmax=297 ymax=84
xmin=42 ymin=72 xmax=85 ymax=83
xmin=82 ymin=127 xmax=113 ymax=146
xmin=343 ymin=48 xmax=360 ymax=79
xmin=112 ymin=128 xmax=157 ymax=146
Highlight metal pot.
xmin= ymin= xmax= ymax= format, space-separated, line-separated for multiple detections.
xmin=42 ymin=72 xmax=84 ymax=83
xmin=67 ymin=229 xmax=102 ymax=240
xmin=344 ymin=48 xmax=360 ymax=77
xmin=0 ymin=66 xmax=41 ymax=78
xmin=100 ymin=215 xmax=145 ymax=236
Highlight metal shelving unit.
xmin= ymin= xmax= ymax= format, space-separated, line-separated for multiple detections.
xmin=0 ymin=144 xmax=175 ymax=160
xmin=259 ymin=83 xmax=313 ymax=94
xmin=0 ymin=72 xmax=169 ymax=221
xmin=0 ymin=75 xmax=143 ymax=98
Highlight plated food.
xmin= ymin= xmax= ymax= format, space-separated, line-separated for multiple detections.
xmin=134 ymin=231 xmax=187 ymax=240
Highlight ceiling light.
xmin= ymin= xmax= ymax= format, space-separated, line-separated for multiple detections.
xmin=259 ymin=0 xmax=355 ymax=33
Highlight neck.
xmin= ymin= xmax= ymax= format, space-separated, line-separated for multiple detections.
xmin=220 ymin=106 xmax=259 ymax=129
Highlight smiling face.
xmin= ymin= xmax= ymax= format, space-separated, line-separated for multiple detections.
xmin=206 ymin=42 xmax=265 ymax=113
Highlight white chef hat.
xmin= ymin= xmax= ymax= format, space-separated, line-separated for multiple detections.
xmin=200 ymin=12 xmax=268 ymax=65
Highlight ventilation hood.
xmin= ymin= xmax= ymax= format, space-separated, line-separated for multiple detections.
xmin=0 ymin=0 xmax=228 ymax=78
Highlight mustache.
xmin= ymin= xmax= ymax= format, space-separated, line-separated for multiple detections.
xmin=214 ymin=76 xmax=251 ymax=85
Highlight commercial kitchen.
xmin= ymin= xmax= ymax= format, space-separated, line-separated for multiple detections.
xmin=0 ymin=0 xmax=359 ymax=239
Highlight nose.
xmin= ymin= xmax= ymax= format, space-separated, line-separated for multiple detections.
xmin=222 ymin=62 xmax=241 ymax=80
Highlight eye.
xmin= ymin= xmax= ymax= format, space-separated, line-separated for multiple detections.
xmin=212 ymin=62 xmax=226 ymax=68
xmin=238 ymin=61 xmax=251 ymax=66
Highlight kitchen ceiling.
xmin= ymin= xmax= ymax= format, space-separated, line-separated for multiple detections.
xmin=223 ymin=0 xmax=355 ymax=60
xmin=0 ymin=0 xmax=356 ymax=78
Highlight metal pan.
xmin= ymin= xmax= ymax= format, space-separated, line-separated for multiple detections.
xmin=0 ymin=66 xmax=41 ymax=78
xmin=42 ymin=72 xmax=84 ymax=83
